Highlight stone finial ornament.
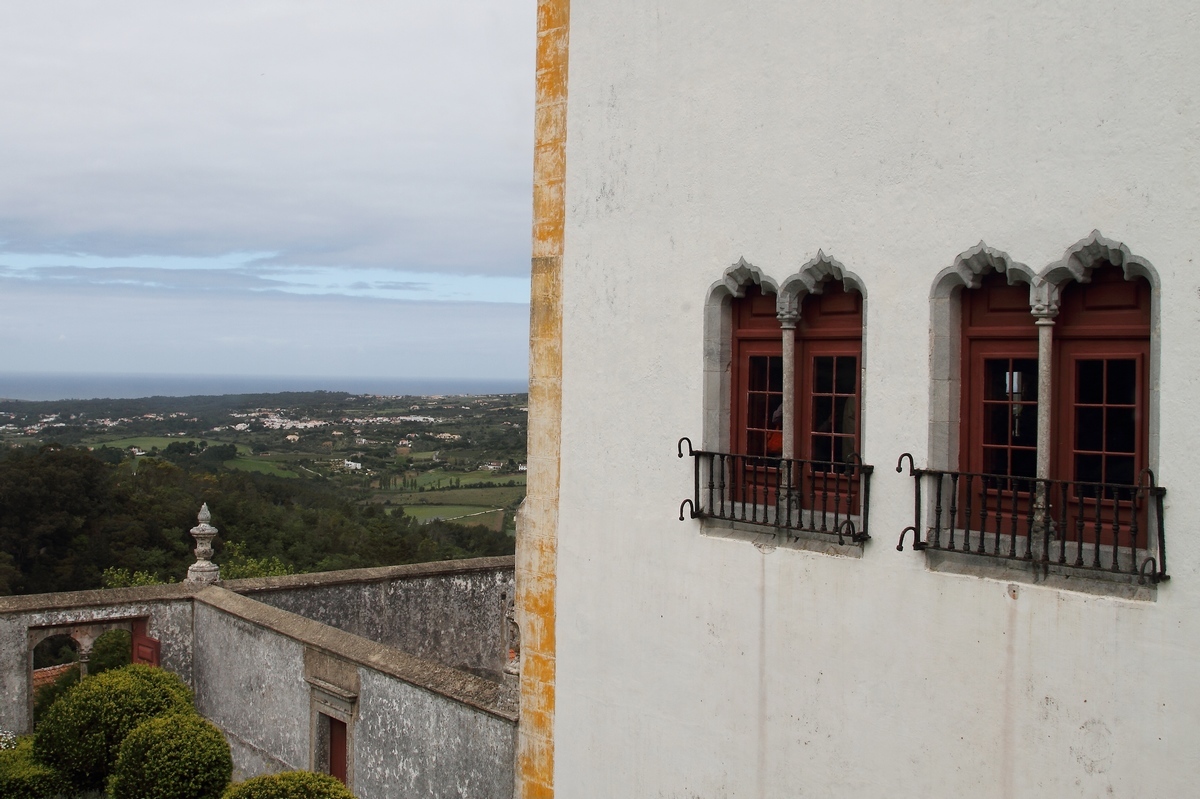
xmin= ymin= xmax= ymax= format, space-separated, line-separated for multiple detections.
xmin=186 ymin=503 xmax=220 ymax=584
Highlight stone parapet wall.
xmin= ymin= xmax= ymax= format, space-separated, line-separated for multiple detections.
xmin=195 ymin=586 xmax=515 ymax=797
xmin=227 ymin=556 xmax=516 ymax=680
xmin=0 ymin=558 xmax=517 ymax=796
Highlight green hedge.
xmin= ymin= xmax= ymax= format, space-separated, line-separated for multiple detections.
xmin=33 ymin=664 xmax=194 ymax=791
xmin=109 ymin=713 xmax=231 ymax=799
xmin=223 ymin=771 xmax=356 ymax=799
xmin=0 ymin=736 xmax=68 ymax=799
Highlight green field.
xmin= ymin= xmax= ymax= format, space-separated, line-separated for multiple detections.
xmin=223 ymin=458 xmax=300 ymax=478
xmin=91 ymin=436 xmax=252 ymax=456
xmin=388 ymin=485 xmax=525 ymax=508
xmin=412 ymin=468 xmax=525 ymax=489
xmin=400 ymin=505 xmax=502 ymax=523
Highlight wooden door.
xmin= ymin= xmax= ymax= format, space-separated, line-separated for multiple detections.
xmin=131 ymin=619 xmax=160 ymax=667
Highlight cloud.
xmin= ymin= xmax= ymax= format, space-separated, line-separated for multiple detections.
xmin=0 ymin=264 xmax=291 ymax=293
xmin=0 ymin=279 xmax=529 ymax=380
xmin=0 ymin=257 xmax=530 ymax=303
xmin=0 ymin=1 xmax=535 ymax=277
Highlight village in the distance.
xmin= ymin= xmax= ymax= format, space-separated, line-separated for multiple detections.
xmin=0 ymin=391 xmax=526 ymax=598
xmin=1 ymin=390 xmax=527 ymax=533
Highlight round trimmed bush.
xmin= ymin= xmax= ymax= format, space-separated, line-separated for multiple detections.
xmin=109 ymin=713 xmax=231 ymax=799
xmin=222 ymin=771 xmax=356 ymax=799
xmin=0 ymin=736 xmax=68 ymax=799
xmin=32 ymin=664 xmax=194 ymax=790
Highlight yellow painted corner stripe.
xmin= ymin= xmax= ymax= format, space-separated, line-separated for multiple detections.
xmin=518 ymin=0 xmax=568 ymax=798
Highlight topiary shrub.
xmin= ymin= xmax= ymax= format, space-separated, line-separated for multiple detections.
xmin=222 ymin=770 xmax=356 ymax=799
xmin=108 ymin=712 xmax=231 ymax=799
xmin=0 ymin=736 xmax=68 ymax=799
xmin=32 ymin=664 xmax=194 ymax=791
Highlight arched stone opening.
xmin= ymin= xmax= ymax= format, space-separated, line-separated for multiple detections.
xmin=927 ymin=243 xmax=1033 ymax=471
xmin=702 ymin=257 xmax=778 ymax=452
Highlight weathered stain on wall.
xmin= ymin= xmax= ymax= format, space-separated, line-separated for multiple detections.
xmin=519 ymin=0 xmax=570 ymax=797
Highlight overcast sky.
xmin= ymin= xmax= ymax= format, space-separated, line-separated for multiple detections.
xmin=0 ymin=2 xmax=534 ymax=387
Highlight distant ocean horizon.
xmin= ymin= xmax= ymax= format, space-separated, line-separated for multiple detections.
xmin=0 ymin=372 xmax=529 ymax=402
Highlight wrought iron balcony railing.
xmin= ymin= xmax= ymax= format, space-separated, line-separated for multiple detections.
xmin=677 ymin=438 xmax=873 ymax=544
xmin=895 ymin=454 xmax=1168 ymax=584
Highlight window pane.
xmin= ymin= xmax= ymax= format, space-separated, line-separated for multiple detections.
xmin=1011 ymin=359 xmax=1038 ymax=402
xmin=747 ymin=430 xmax=765 ymax=456
xmin=984 ymin=404 xmax=1009 ymax=445
xmin=1011 ymin=448 xmax=1036 ymax=478
xmin=1105 ymin=454 xmax=1135 ymax=487
xmin=1075 ymin=453 xmax=1103 ymax=485
xmin=1106 ymin=359 xmax=1136 ymax=405
xmin=748 ymin=394 xmax=766 ymax=429
xmin=833 ymin=397 xmax=856 ymax=434
xmin=834 ymin=435 xmax=856 ymax=464
xmin=749 ymin=356 xmax=769 ymax=390
xmin=1011 ymin=405 xmax=1037 ymax=447
xmin=835 ymin=357 xmax=857 ymax=394
xmin=810 ymin=435 xmax=833 ymax=465
xmin=812 ymin=396 xmax=833 ymax=433
xmin=1077 ymin=360 xmax=1104 ymax=404
xmin=768 ymin=357 xmax=783 ymax=393
xmin=813 ymin=357 xmax=833 ymax=393
xmin=1075 ymin=407 xmax=1103 ymax=451
xmin=983 ymin=447 xmax=1008 ymax=476
xmin=767 ymin=396 xmax=783 ymax=430
xmin=985 ymin=360 xmax=1010 ymax=401
xmin=1105 ymin=407 xmax=1135 ymax=453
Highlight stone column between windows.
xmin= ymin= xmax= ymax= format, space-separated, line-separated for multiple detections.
xmin=1034 ymin=317 xmax=1055 ymax=479
xmin=1031 ymin=301 xmax=1059 ymax=481
xmin=1031 ymin=290 xmax=1059 ymax=537
xmin=778 ymin=311 xmax=799 ymax=461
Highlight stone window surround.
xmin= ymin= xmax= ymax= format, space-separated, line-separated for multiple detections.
xmin=304 ymin=647 xmax=359 ymax=791
xmin=309 ymin=677 xmax=356 ymax=788
xmin=923 ymin=231 xmax=1164 ymax=593
xmin=928 ymin=230 xmax=1161 ymax=483
xmin=697 ymin=232 xmax=1162 ymax=572
xmin=701 ymin=251 xmax=869 ymax=552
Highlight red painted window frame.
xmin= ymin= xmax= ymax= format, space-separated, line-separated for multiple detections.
xmin=959 ymin=268 xmax=1151 ymax=544
xmin=730 ymin=284 xmax=864 ymax=511
xmin=961 ymin=273 xmax=1038 ymax=478
xmin=731 ymin=286 xmax=783 ymax=459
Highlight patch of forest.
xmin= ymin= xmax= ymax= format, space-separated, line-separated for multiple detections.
xmin=0 ymin=444 xmax=514 ymax=597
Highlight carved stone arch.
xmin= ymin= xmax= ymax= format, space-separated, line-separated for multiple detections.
xmin=927 ymin=243 xmax=1031 ymax=471
xmin=1040 ymin=229 xmax=1161 ymax=291
xmin=709 ymin=256 xmax=779 ymax=302
xmin=776 ymin=250 xmax=866 ymax=318
xmin=930 ymin=241 xmax=1034 ymax=300
xmin=703 ymin=257 xmax=779 ymax=453
xmin=1038 ymin=231 xmax=1161 ymax=473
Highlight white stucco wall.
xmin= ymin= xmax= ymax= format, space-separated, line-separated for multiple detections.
xmin=554 ymin=2 xmax=1200 ymax=797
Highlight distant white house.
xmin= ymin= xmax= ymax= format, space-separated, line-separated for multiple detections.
xmin=343 ymin=460 xmax=362 ymax=471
